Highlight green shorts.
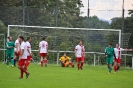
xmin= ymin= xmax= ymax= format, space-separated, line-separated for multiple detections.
xmin=6 ymin=51 xmax=14 ymax=59
xmin=106 ymin=57 xmax=113 ymax=65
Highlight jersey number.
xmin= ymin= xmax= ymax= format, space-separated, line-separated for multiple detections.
xmin=42 ymin=43 xmax=45 ymax=48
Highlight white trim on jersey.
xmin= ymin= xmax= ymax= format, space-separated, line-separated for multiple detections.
xmin=114 ymin=48 xmax=124 ymax=59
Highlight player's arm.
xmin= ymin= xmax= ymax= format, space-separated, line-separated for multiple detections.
xmin=27 ymin=48 xmax=31 ymax=56
xmin=74 ymin=46 xmax=77 ymax=57
xmin=122 ymin=48 xmax=133 ymax=51
xmin=46 ymin=43 xmax=48 ymax=53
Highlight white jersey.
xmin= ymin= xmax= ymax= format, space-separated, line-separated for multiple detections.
xmin=39 ymin=41 xmax=48 ymax=53
xmin=26 ymin=41 xmax=31 ymax=56
xmin=114 ymin=48 xmax=124 ymax=59
xmin=20 ymin=42 xmax=27 ymax=59
xmin=14 ymin=39 xmax=20 ymax=52
xmin=75 ymin=45 xmax=85 ymax=58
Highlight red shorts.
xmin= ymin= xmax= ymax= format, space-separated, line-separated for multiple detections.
xmin=40 ymin=53 xmax=47 ymax=57
xmin=81 ymin=56 xmax=84 ymax=61
xmin=18 ymin=59 xmax=26 ymax=66
xmin=76 ymin=57 xmax=82 ymax=62
xmin=14 ymin=51 xmax=21 ymax=56
xmin=114 ymin=58 xmax=121 ymax=63
xmin=27 ymin=56 xmax=32 ymax=61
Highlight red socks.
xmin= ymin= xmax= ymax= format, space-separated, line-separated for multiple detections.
xmin=80 ymin=63 xmax=83 ymax=68
xmin=114 ymin=66 xmax=117 ymax=72
xmin=20 ymin=70 xmax=23 ymax=78
xmin=41 ymin=61 xmax=43 ymax=67
xmin=77 ymin=64 xmax=80 ymax=70
xmin=44 ymin=59 xmax=47 ymax=64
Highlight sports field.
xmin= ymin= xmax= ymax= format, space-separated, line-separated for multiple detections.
xmin=0 ymin=63 xmax=132 ymax=88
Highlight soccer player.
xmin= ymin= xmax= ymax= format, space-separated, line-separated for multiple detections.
xmin=14 ymin=36 xmax=21 ymax=67
xmin=114 ymin=44 xmax=132 ymax=73
xmin=25 ymin=37 xmax=32 ymax=69
xmin=59 ymin=53 xmax=74 ymax=67
xmin=6 ymin=37 xmax=15 ymax=67
xmin=39 ymin=37 xmax=48 ymax=67
xmin=18 ymin=36 xmax=30 ymax=79
xmin=105 ymin=43 xmax=114 ymax=74
xmin=74 ymin=40 xmax=85 ymax=70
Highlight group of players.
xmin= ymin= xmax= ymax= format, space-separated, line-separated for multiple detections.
xmin=6 ymin=36 xmax=49 ymax=79
xmin=6 ymin=35 xmax=85 ymax=79
xmin=105 ymin=43 xmax=132 ymax=74
xmin=6 ymin=35 xmax=129 ymax=79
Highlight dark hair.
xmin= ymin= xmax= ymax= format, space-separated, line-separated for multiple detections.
xmin=7 ymin=36 xmax=10 ymax=39
xmin=42 ymin=37 xmax=45 ymax=40
xmin=108 ymin=43 xmax=112 ymax=46
xmin=26 ymin=37 xmax=31 ymax=41
xmin=19 ymin=36 xmax=24 ymax=41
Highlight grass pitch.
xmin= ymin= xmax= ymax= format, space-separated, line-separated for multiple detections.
xmin=0 ymin=63 xmax=132 ymax=88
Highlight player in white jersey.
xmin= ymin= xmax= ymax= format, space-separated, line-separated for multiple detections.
xmin=75 ymin=40 xmax=85 ymax=70
xmin=114 ymin=44 xmax=132 ymax=72
xmin=25 ymin=37 xmax=32 ymax=69
xmin=14 ymin=36 xmax=21 ymax=66
xmin=18 ymin=36 xmax=29 ymax=79
xmin=39 ymin=37 xmax=48 ymax=67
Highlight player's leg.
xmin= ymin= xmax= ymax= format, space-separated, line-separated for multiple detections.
xmin=43 ymin=53 xmax=47 ymax=67
xmin=80 ymin=56 xmax=84 ymax=70
xmin=108 ymin=57 xmax=113 ymax=74
xmin=114 ymin=58 xmax=117 ymax=72
xmin=76 ymin=58 xmax=81 ymax=70
xmin=44 ymin=57 xmax=47 ymax=67
xmin=18 ymin=59 xmax=29 ymax=79
xmin=10 ymin=51 xmax=15 ymax=67
xmin=25 ymin=56 xmax=31 ymax=69
xmin=117 ymin=59 xmax=121 ymax=71
xmin=40 ymin=53 xmax=44 ymax=67
xmin=69 ymin=61 xmax=74 ymax=67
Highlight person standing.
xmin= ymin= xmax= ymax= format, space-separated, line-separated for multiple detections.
xmin=6 ymin=37 xmax=15 ymax=67
xmin=25 ymin=37 xmax=32 ymax=69
xmin=114 ymin=44 xmax=132 ymax=73
xmin=74 ymin=40 xmax=85 ymax=70
xmin=14 ymin=36 xmax=21 ymax=67
xmin=105 ymin=43 xmax=114 ymax=74
xmin=18 ymin=36 xmax=30 ymax=79
xmin=39 ymin=37 xmax=48 ymax=67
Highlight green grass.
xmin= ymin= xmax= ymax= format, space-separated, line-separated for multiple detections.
xmin=0 ymin=63 xmax=133 ymax=88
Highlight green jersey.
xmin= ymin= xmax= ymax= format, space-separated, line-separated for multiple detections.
xmin=6 ymin=41 xmax=15 ymax=52
xmin=105 ymin=47 xmax=114 ymax=57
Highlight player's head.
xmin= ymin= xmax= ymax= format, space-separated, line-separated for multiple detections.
xmin=18 ymin=35 xmax=21 ymax=39
xmin=42 ymin=37 xmax=45 ymax=41
xmin=19 ymin=36 xmax=24 ymax=43
xmin=116 ymin=43 xmax=119 ymax=48
xmin=7 ymin=36 xmax=12 ymax=41
xmin=108 ymin=43 xmax=112 ymax=48
xmin=26 ymin=37 xmax=31 ymax=42
xmin=79 ymin=40 xmax=82 ymax=45
xmin=63 ymin=53 xmax=66 ymax=57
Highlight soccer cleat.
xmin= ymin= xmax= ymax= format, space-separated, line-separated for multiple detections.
xmin=45 ymin=64 xmax=47 ymax=67
xmin=80 ymin=67 xmax=83 ymax=70
xmin=26 ymin=73 xmax=30 ymax=79
xmin=19 ymin=77 xmax=23 ymax=79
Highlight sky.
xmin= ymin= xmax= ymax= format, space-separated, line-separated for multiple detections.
xmin=80 ymin=0 xmax=133 ymax=21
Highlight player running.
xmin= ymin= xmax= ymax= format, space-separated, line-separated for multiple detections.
xmin=39 ymin=37 xmax=48 ymax=67
xmin=18 ymin=36 xmax=30 ymax=79
xmin=14 ymin=36 xmax=21 ymax=67
xmin=74 ymin=40 xmax=85 ymax=70
xmin=25 ymin=37 xmax=32 ymax=70
xmin=114 ymin=44 xmax=132 ymax=73
xmin=59 ymin=53 xmax=74 ymax=67
xmin=105 ymin=43 xmax=114 ymax=74
xmin=6 ymin=37 xmax=15 ymax=67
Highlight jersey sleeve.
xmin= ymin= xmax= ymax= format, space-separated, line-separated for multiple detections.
xmin=120 ymin=48 xmax=124 ymax=51
xmin=74 ymin=46 xmax=78 ymax=51
xmin=39 ymin=42 xmax=41 ymax=48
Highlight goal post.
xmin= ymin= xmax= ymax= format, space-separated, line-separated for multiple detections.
xmin=8 ymin=25 xmax=123 ymax=65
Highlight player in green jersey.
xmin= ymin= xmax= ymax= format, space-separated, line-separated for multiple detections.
xmin=6 ymin=37 xmax=15 ymax=67
xmin=105 ymin=43 xmax=114 ymax=74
